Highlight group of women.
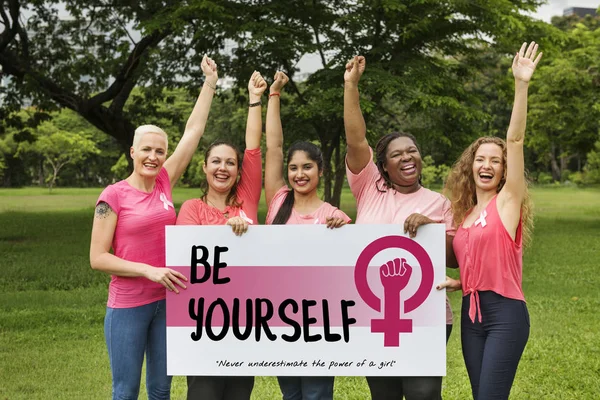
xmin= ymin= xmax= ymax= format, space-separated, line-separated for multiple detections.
xmin=90 ymin=41 xmax=542 ymax=400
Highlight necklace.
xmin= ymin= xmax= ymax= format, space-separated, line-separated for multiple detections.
xmin=205 ymin=197 xmax=229 ymax=218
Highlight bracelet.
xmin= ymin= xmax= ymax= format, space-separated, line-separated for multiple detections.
xmin=204 ymin=80 xmax=217 ymax=91
xmin=269 ymin=92 xmax=280 ymax=98
xmin=249 ymin=100 xmax=262 ymax=107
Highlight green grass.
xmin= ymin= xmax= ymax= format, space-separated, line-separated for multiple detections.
xmin=0 ymin=186 xmax=599 ymax=399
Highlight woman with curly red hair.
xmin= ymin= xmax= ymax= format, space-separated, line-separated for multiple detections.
xmin=442 ymin=41 xmax=541 ymax=400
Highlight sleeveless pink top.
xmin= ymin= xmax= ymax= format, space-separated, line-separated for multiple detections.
xmin=453 ymin=195 xmax=525 ymax=323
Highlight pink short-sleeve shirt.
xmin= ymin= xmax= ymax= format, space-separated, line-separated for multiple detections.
xmin=265 ymin=186 xmax=351 ymax=225
xmin=176 ymin=148 xmax=263 ymax=226
xmin=96 ymin=167 xmax=176 ymax=308
xmin=346 ymin=148 xmax=455 ymax=324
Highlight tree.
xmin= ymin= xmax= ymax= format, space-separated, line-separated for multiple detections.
xmin=17 ymin=121 xmax=100 ymax=191
xmin=527 ymin=15 xmax=600 ymax=180
xmin=1 ymin=0 xmax=558 ymax=203
xmin=224 ymin=0 xmax=550 ymax=204
xmin=0 ymin=0 xmax=238 ymax=154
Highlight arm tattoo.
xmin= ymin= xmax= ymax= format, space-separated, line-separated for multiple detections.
xmin=95 ymin=202 xmax=113 ymax=219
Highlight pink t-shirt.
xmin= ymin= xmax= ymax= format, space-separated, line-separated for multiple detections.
xmin=266 ymin=186 xmax=351 ymax=225
xmin=346 ymin=149 xmax=455 ymax=324
xmin=96 ymin=167 xmax=176 ymax=308
xmin=176 ymin=148 xmax=262 ymax=226
xmin=453 ymin=195 xmax=525 ymax=323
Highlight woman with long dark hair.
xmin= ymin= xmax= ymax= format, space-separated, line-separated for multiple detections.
xmin=265 ymin=71 xmax=350 ymax=400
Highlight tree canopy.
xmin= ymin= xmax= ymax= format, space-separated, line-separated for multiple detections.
xmin=2 ymin=1 xmax=598 ymax=199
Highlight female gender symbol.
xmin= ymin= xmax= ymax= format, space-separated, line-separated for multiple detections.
xmin=354 ymin=235 xmax=434 ymax=347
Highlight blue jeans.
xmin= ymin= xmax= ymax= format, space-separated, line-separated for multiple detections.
xmin=277 ymin=376 xmax=334 ymax=400
xmin=105 ymin=299 xmax=171 ymax=400
xmin=461 ymin=291 xmax=530 ymax=400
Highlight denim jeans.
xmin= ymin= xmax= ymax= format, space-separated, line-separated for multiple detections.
xmin=186 ymin=376 xmax=254 ymax=400
xmin=105 ymin=299 xmax=171 ymax=400
xmin=277 ymin=376 xmax=334 ymax=400
xmin=461 ymin=291 xmax=529 ymax=400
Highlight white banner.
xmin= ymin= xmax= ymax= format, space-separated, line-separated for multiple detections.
xmin=166 ymin=224 xmax=447 ymax=376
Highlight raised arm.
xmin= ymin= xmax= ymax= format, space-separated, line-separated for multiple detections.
xmin=163 ymin=55 xmax=218 ymax=188
xmin=89 ymin=202 xmax=187 ymax=293
xmin=499 ymin=42 xmax=542 ymax=211
xmin=246 ymin=71 xmax=267 ymax=150
xmin=344 ymin=56 xmax=371 ymax=174
xmin=265 ymin=71 xmax=289 ymax=206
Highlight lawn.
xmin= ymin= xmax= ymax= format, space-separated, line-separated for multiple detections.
xmin=0 ymin=186 xmax=599 ymax=399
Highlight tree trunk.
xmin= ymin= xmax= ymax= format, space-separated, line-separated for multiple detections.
xmin=549 ymin=144 xmax=561 ymax=181
xmin=38 ymin=158 xmax=45 ymax=186
xmin=331 ymin=131 xmax=345 ymax=208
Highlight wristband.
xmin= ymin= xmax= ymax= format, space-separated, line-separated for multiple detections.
xmin=269 ymin=92 xmax=280 ymax=98
xmin=204 ymin=80 xmax=217 ymax=90
xmin=249 ymin=100 xmax=262 ymax=107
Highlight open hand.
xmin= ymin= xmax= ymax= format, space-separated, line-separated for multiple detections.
xmin=512 ymin=41 xmax=542 ymax=83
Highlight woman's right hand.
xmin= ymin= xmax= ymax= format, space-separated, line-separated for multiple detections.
xmin=436 ymin=276 xmax=462 ymax=292
xmin=270 ymin=71 xmax=289 ymax=94
xmin=201 ymin=54 xmax=218 ymax=82
xmin=144 ymin=266 xmax=188 ymax=294
xmin=226 ymin=216 xmax=250 ymax=236
xmin=344 ymin=55 xmax=366 ymax=86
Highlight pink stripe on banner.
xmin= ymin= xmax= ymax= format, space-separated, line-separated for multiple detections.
xmin=166 ymin=266 xmax=437 ymax=328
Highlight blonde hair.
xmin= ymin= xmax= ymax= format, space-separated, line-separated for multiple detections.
xmin=444 ymin=136 xmax=534 ymax=247
xmin=132 ymin=124 xmax=168 ymax=150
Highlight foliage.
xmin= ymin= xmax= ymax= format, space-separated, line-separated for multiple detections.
xmin=16 ymin=121 xmax=100 ymax=191
xmin=0 ymin=0 xmax=557 ymax=203
xmin=583 ymin=137 xmax=600 ymax=183
xmin=527 ymin=15 xmax=600 ymax=180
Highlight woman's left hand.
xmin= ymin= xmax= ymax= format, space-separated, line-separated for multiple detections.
xmin=512 ymin=41 xmax=542 ymax=83
xmin=404 ymin=213 xmax=434 ymax=238
xmin=226 ymin=216 xmax=249 ymax=236
xmin=326 ymin=217 xmax=347 ymax=229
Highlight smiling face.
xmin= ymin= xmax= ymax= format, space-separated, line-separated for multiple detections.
xmin=288 ymin=150 xmax=321 ymax=195
xmin=130 ymin=132 xmax=168 ymax=179
xmin=383 ymin=136 xmax=422 ymax=189
xmin=203 ymin=144 xmax=240 ymax=194
xmin=472 ymin=143 xmax=504 ymax=192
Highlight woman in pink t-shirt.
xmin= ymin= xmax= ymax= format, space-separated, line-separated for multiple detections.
xmin=442 ymin=42 xmax=541 ymax=400
xmin=265 ymin=71 xmax=350 ymax=400
xmin=343 ymin=56 xmax=457 ymax=400
xmin=177 ymin=71 xmax=267 ymax=400
xmin=89 ymin=56 xmax=218 ymax=399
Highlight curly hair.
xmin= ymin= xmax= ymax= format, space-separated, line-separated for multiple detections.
xmin=444 ymin=136 xmax=534 ymax=247
xmin=374 ymin=131 xmax=422 ymax=192
xmin=200 ymin=140 xmax=244 ymax=208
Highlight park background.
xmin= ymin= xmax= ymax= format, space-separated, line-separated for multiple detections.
xmin=0 ymin=0 xmax=599 ymax=399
